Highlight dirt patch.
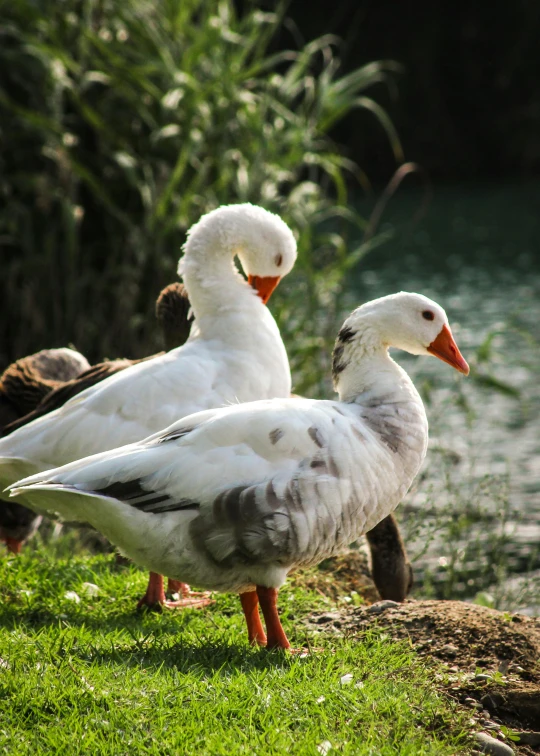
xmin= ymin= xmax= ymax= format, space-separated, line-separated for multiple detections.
xmin=306 ymin=600 xmax=540 ymax=754
xmin=290 ymin=549 xmax=380 ymax=603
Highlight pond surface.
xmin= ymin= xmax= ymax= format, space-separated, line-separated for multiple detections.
xmin=350 ymin=181 xmax=540 ymax=614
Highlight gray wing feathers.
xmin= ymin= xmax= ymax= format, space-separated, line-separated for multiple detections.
xmin=189 ymin=443 xmax=357 ymax=569
xmin=91 ymin=478 xmax=199 ymax=514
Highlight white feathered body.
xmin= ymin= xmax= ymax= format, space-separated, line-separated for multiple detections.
xmin=0 ymin=203 xmax=299 ymax=493
xmin=10 ymin=369 xmax=428 ymax=593
xmin=0 ymin=294 xmax=291 ymax=488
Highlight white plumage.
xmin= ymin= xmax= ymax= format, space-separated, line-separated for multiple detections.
xmin=0 ymin=203 xmax=296 ymax=482
xmin=0 ymin=203 xmax=296 ymax=608
xmin=7 ymin=292 xmax=469 ymax=649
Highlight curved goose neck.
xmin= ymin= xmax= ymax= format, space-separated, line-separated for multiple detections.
xmin=332 ymin=314 xmax=428 ymax=485
xmin=178 ymin=219 xmax=259 ymax=329
xmin=332 ymin=319 xmax=419 ymax=405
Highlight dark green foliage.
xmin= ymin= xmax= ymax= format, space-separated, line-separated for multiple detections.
xmin=0 ymin=0 xmax=400 ymax=394
xmin=288 ymin=1 xmax=540 ymax=181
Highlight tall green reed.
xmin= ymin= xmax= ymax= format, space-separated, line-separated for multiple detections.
xmin=0 ymin=0 xmax=402 ymax=393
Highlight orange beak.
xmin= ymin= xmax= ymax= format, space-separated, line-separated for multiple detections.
xmin=247 ymin=275 xmax=281 ymax=304
xmin=427 ymin=324 xmax=469 ymax=375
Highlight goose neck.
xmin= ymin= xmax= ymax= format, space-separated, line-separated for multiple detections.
xmin=179 ymin=240 xmax=255 ymax=323
xmin=333 ymin=318 xmax=417 ymax=404
xmin=338 ymin=351 xmax=409 ymax=404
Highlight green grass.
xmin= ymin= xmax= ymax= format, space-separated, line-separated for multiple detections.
xmin=0 ymin=541 xmax=473 ymax=755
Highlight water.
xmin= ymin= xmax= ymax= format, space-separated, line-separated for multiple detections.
xmin=350 ymin=181 xmax=540 ymax=614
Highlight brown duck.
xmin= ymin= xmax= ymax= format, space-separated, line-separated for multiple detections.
xmin=0 ymin=348 xmax=90 ymax=551
xmin=0 ymin=348 xmax=90 ymax=431
xmin=0 ymin=283 xmax=192 ymax=564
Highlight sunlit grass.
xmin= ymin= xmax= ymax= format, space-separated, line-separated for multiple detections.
xmin=0 ymin=545 xmax=474 ymax=755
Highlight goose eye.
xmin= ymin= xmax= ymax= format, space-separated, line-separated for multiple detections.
xmin=275 ymin=253 xmax=283 ymax=267
xmin=422 ymin=310 xmax=435 ymax=321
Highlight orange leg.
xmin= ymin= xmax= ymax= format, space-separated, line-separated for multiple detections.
xmin=137 ymin=572 xmax=166 ymax=610
xmin=239 ymin=591 xmax=267 ymax=646
xmin=4 ymin=537 xmax=23 ymax=555
xmin=256 ymin=585 xmax=291 ymax=650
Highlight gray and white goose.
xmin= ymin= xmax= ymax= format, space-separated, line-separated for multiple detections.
xmin=7 ymin=292 xmax=469 ymax=649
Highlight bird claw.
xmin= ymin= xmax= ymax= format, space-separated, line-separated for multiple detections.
xmin=163 ymin=596 xmax=215 ymax=609
xmin=137 ymin=589 xmax=214 ymax=612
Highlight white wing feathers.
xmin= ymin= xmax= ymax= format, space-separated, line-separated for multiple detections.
xmin=7 ymin=396 xmax=422 ymax=577
xmin=9 ymin=397 xmax=333 ymax=503
xmin=0 ymin=342 xmax=228 ymax=475
xmin=5 ymin=399 xmax=397 ymax=563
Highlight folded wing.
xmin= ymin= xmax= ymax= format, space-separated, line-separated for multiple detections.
xmin=8 ymin=398 xmax=387 ymax=571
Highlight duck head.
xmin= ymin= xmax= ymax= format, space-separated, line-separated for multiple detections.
xmin=333 ymin=292 xmax=469 ymax=389
xmin=155 ymin=282 xmax=194 ymax=350
xmin=180 ymin=203 xmax=297 ymax=306
xmin=230 ymin=205 xmax=297 ymax=304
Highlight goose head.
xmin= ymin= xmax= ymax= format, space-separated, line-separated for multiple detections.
xmin=333 ymin=292 xmax=469 ymax=389
xmin=236 ymin=206 xmax=297 ymax=304
xmin=180 ymin=204 xmax=297 ymax=305
xmin=155 ymin=282 xmax=194 ymax=350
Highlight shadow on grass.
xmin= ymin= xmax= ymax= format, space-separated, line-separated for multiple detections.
xmin=0 ymin=600 xmax=314 ymax=676
xmin=0 ymin=598 xmax=218 ymax=634
xmin=89 ymin=639 xmax=299 ymax=676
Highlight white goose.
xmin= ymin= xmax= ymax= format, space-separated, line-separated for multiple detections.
xmin=7 ymin=292 xmax=469 ymax=649
xmin=0 ymin=203 xmax=297 ymax=608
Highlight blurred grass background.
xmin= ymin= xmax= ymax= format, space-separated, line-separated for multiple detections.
xmin=0 ymin=0 xmax=405 ymax=395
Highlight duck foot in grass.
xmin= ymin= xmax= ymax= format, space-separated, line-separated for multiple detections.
xmin=163 ymin=596 xmax=215 ymax=609
xmin=137 ymin=572 xmax=214 ymax=612
xmin=165 ymin=579 xmax=214 ymax=609
xmin=166 ymin=578 xmax=213 ymax=603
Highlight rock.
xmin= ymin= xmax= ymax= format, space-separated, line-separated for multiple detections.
xmin=474 ymin=674 xmax=493 ymax=682
xmin=440 ymin=644 xmax=459 ymax=656
xmin=365 ymin=600 xmax=399 ymax=615
xmin=474 ymin=732 xmax=515 ymax=755
xmin=313 ymin=612 xmax=342 ymax=625
xmin=481 ymin=693 xmax=502 ymax=710
xmin=515 ymin=731 xmax=540 ymax=746
xmin=489 ymin=685 xmax=540 ymax=727
xmin=316 ymin=740 xmax=332 ymax=755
